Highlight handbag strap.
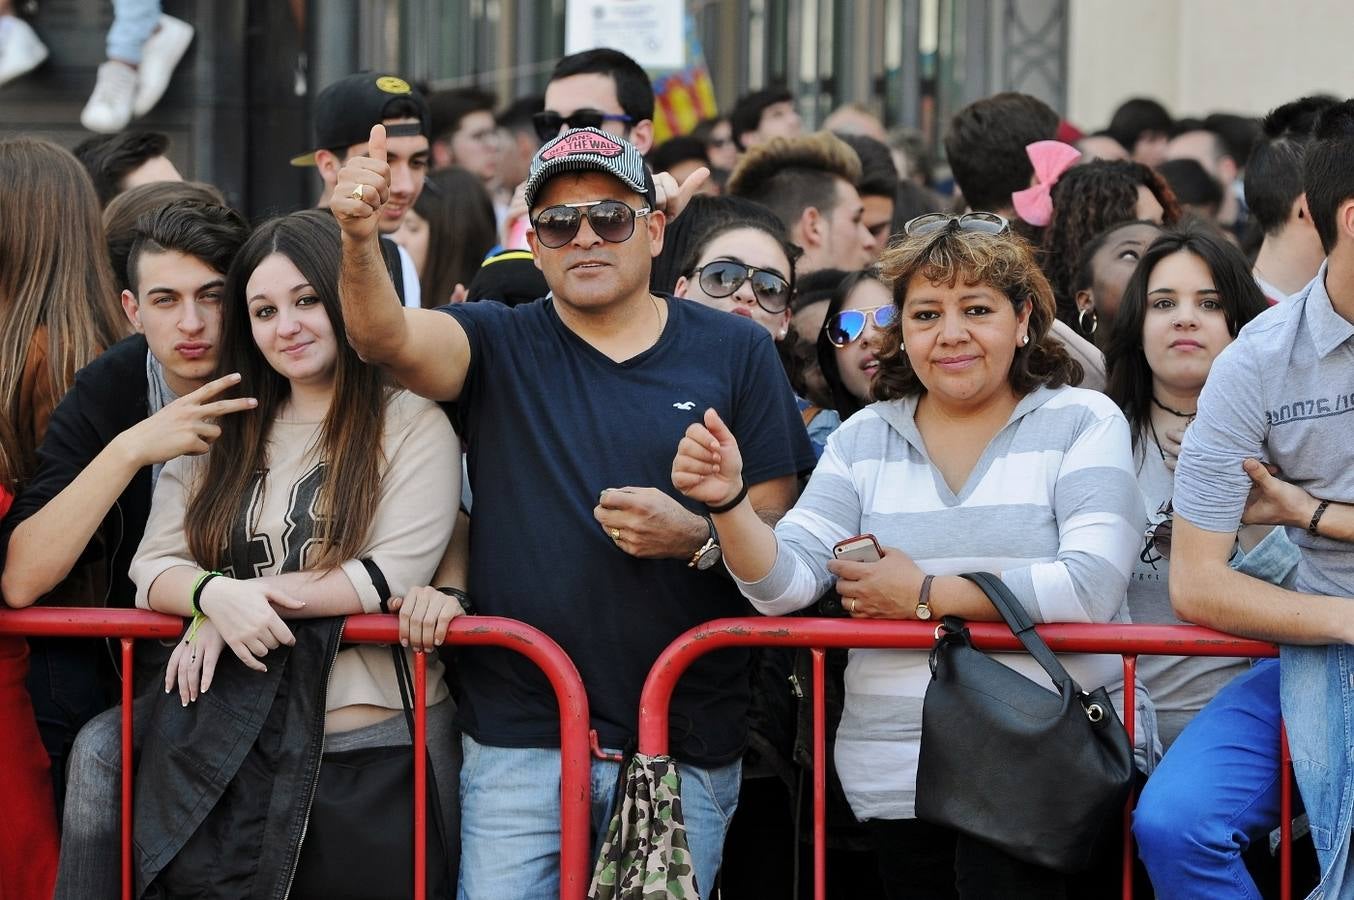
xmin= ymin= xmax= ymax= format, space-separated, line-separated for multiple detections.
xmin=360 ymin=558 xmax=452 ymax=856
xmin=362 ymin=559 xmax=420 ymax=737
xmin=959 ymin=572 xmax=1085 ymax=696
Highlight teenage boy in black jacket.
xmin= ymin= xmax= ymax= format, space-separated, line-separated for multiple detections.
xmin=0 ymin=202 xmax=251 ymax=850
xmin=1 ymin=204 xmax=253 ymax=613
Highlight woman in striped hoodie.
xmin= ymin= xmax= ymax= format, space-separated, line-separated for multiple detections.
xmin=673 ymin=213 xmax=1150 ymax=899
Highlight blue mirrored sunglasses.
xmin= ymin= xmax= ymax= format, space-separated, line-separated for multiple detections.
xmin=826 ymin=305 xmax=898 ymax=347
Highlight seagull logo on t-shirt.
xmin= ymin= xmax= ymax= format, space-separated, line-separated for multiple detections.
xmin=672 ymin=401 xmax=696 ymax=411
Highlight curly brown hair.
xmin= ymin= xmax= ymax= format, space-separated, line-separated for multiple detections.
xmin=873 ymin=226 xmax=1082 ymax=400
xmin=1041 ymin=160 xmax=1181 ymax=335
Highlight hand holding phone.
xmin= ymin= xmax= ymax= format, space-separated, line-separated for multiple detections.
xmin=832 ymin=533 xmax=883 ymax=563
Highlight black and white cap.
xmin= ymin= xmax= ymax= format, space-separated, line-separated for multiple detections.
xmin=289 ymin=73 xmax=430 ymax=167
xmin=523 ymin=127 xmax=656 ymax=210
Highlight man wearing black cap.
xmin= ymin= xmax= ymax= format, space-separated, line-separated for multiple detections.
xmin=332 ymin=125 xmax=813 ymax=896
xmin=294 ymin=71 xmax=432 ymax=307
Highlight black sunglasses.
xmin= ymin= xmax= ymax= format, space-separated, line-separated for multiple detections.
xmin=1140 ymin=500 xmax=1173 ymax=567
xmin=691 ymin=260 xmax=792 ymax=313
xmin=531 ymin=199 xmax=650 ymax=249
xmin=825 ymin=305 xmax=898 ymax=347
xmin=532 ymin=109 xmax=636 ymax=142
xmin=903 ymin=212 xmax=1011 ymax=237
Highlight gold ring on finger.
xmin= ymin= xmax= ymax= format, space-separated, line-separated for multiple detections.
xmin=610 ymin=528 xmax=621 ymax=541
xmin=350 ymin=184 xmax=366 ymax=202
xmin=849 ymin=598 xmax=857 ymax=614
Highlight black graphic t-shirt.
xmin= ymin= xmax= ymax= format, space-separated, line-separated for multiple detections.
xmin=442 ymin=296 xmax=816 ymax=765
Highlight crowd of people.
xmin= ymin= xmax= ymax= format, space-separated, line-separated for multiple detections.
xmin=0 ymin=39 xmax=1352 ymax=900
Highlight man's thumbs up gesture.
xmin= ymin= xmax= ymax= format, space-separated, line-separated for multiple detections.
xmin=331 ymin=124 xmax=391 ymax=242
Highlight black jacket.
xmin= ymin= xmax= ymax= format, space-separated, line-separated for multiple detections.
xmin=380 ymin=235 xmax=408 ymax=304
xmin=0 ymin=334 xmax=152 ymax=608
xmin=136 ymin=617 xmax=345 ymax=899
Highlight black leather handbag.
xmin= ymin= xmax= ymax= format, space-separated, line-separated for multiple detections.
xmin=289 ymin=561 xmax=454 ymax=899
xmin=915 ymin=572 xmax=1134 ymax=874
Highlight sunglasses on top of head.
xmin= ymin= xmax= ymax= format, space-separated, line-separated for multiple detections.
xmin=825 ymin=305 xmax=898 ymax=347
xmin=902 ymin=211 xmax=1011 ymax=237
xmin=530 ymin=199 xmax=650 ymax=249
xmin=532 ymin=109 xmax=636 ymax=142
xmin=690 ymin=260 xmax=792 ymax=313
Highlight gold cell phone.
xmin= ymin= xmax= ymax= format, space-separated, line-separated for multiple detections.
xmin=832 ymin=534 xmax=883 ymax=563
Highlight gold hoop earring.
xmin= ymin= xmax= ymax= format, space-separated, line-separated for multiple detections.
xmin=1078 ymin=307 xmax=1098 ymax=336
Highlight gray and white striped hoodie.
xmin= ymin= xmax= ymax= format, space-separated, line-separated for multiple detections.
xmin=734 ymin=385 xmax=1155 ymax=820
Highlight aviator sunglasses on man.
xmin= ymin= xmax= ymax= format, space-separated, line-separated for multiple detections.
xmin=532 ymin=109 xmax=636 ymax=142
xmin=826 ymin=305 xmax=898 ymax=347
xmin=531 ymin=199 xmax=651 ymax=249
xmin=690 ymin=260 xmax=792 ymax=313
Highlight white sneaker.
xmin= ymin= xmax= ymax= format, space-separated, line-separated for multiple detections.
xmin=132 ymin=14 xmax=193 ymax=117
xmin=0 ymin=15 xmax=49 ymax=88
xmin=80 ymin=61 xmax=137 ymax=133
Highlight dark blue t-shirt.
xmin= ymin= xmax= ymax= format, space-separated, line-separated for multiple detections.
xmin=442 ymin=295 xmax=815 ymax=765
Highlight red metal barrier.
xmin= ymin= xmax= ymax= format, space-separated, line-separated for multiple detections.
xmin=0 ymin=609 xmax=593 ymax=900
xmin=637 ymin=618 xmax=1290 ymax=900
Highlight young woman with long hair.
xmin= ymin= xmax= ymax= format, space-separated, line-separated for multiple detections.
xmin=0 ymin=137 xmax=126 ymax=492
xmin=128 ymin=210 xmax=462 ymax=898
xmin=0 ymin=137 xmax=125 ymax=893
xmin=1104 ymin=223 xmax=1288 ymax=747
xmin=1107 ymin=224 xmax=1307 ymax=899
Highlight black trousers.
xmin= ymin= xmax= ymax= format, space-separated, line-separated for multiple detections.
xmin=25 ymin=638 xmax=115 ymax=822
xmin=866 ymin=815 xmax=1147 ymax=900
xmin=867 ymin=817 xmax=1073 ymax=899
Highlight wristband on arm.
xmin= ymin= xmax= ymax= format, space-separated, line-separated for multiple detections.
xmin=190 ymin=570 xmax=223 ymax=616
xmin=1308 ymin=500 xmax=1331 ymax=536
xmin=435 ymin=586 xmax=474 ymax=615
xmin=706 ymin=481 xmax=748 ymax=515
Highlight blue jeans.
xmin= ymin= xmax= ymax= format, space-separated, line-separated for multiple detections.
xmin=1133 ymin=659 xmax=1281 ymax=899
xmin=457 ymin=735 xmax=741 ymax=898
xmin=53 ymin=702 xmax=133 ymax=900
xmin=106 ymin=0 xmax=161 ymax=63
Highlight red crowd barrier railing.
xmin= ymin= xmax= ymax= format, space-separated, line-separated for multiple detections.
xmin=0 ymin=608 xmax=593 ymax=900
xmin=636 ymin=618 xmax=1290 ymax=900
